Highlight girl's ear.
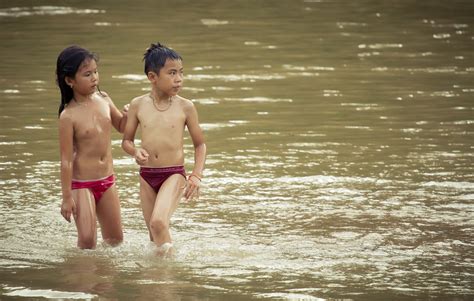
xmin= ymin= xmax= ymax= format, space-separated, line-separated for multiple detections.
xmin=147 ymin=71 xmax=158 ymax=82
xmin=65 ymin=76 xmax=75 ymax=88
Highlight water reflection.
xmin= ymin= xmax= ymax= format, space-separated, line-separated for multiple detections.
xmin=59 ymin=253 xmax=117 ymax=297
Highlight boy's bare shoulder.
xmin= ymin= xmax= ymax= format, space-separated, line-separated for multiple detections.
xmin=176 ymin=95 xmax=195 ymax=110
xmin=130 ymin=93 xmax=150 ymax=106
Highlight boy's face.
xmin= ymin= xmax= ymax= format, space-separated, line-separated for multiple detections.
xmin=153 ymin=58 xmax=183 ymax=96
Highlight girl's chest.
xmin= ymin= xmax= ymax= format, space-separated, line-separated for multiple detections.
xmin=73 ymin=103 xmax=111 ymax=139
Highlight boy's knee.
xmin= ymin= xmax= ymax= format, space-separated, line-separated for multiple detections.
xmin=149 ymin=217 xmax=168 ymax=234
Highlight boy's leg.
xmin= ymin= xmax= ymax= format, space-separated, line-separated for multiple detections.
xmin=139 ymin=176 xmax=158 ymax=241
xmin=96 ymin=185 xmax=123 ymax=246
xmin=149 ymin=174 xmax=186 ymax=246
xmin=72 ymin=189 xmax=97 ymax=249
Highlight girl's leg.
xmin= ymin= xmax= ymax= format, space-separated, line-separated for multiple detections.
xmin=96 ymin=185 xmax=123 ymax=246
xmin=148 ymin=174 xmax=186 ymax=247
xmin=72 ymin=189 xmax=97 ymax=249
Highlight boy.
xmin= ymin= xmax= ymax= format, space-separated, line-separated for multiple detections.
xmin=122 ymin=42 xmax=206 ymax=254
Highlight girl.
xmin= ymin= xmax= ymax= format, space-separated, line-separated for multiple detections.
xmin=56 ymin=45 xmax=126 ymax=249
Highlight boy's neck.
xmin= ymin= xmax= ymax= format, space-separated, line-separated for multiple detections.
xmin=151 ymin=89 xmax=171 ymax=102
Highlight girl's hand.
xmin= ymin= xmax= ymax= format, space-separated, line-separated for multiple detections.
xmin=61 ymin=197 xmax=77 ymax=223
xmin=123 ymin=103 xmax=130 ymax=113
xmin=185 ymin=174 xmax=201 ymax=200
xmin=135 ymin=148 xmax=149 ymax=165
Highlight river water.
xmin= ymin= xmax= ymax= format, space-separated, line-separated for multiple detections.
xmin=0 ymin=0 xmax=473 ymax=300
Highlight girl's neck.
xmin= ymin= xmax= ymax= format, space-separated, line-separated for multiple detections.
xmin=73 ymin=93 xmax=94 ymax=104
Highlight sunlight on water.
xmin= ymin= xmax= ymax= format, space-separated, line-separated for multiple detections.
xmin=0 ymin=6 xmax=105 ymax=17
xmin=4 ymin=287 xmax=96 ymax=299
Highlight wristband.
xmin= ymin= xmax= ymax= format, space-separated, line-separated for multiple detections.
xmin=188 ymin=174 xmax=202 ymax=181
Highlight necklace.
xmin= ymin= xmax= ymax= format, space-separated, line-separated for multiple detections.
xmin=150 ymin=93 xmax=172 ymax=112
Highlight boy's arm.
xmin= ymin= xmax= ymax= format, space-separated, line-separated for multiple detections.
xmin=121 ymin=99 xmax=149 ymax=164
xmin=185 ymin=101 xmax=206 ymax=178
xmin=58 ymin=113 xmax=76 ymax=222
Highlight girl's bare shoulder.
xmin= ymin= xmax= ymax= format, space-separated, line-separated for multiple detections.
xmin=59 ymin=101 xmax=78 ymax=120
xmin=94 ymin=91 xmax=112 ymax=104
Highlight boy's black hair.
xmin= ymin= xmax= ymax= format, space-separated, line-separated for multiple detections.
xmin=56 ymin=45 xmax=98 ymax=117
xmin=143 ymin=42 xmax=182 ymax=75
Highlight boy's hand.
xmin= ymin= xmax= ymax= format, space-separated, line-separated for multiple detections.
xmin=61 ymin=197 xmax=77 ymax=223
xmin=135 ymin=148 xmax=149 ymax=165
xmin=185 ymin=175 xmax=201 ymax=200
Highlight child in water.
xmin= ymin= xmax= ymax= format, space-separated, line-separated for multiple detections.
xmin=57 ymin=45 xmax=127 ymax=249
xmin=122 ymin=42 xmax=206 ymax=255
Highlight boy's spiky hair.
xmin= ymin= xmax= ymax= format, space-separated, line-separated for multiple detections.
xmin=143 ymin=42 xmax=182 ymax=75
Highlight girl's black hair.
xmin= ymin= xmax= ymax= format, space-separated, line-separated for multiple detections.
xmin=143 ymin=42 xmax=182 ymax=75
xmin=56 ymin=45 xmax=97 ymax=117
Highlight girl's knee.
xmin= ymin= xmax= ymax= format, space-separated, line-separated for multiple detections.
xmin=77 ymin=234 xmax=96 ymax=249
xmin=104 ymin=235 xmax=123 ymax=246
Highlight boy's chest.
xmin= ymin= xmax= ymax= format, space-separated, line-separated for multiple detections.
xmin=138 ymin=105 xmax=185 ymax=131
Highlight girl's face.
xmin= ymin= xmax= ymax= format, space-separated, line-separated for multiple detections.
xmin=69 ymin=58 xmax=99 ymax=95
xmin=154 ymin=59 xmax=184 ymax=96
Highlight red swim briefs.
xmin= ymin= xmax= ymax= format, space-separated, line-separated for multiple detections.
xmin=139 ymin=166 xmax=186 ymax=193
xmin=71 ymin=174 xmax=115 ymax=203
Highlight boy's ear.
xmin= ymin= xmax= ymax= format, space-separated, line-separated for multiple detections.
xmin=147 ymin=71 xmax=158 ymax=82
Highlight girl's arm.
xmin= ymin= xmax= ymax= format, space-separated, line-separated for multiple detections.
xmin=102 ymin=91 xmax=128 ymax=133
xmin=58 ymin=113 xmax=76 ymax=222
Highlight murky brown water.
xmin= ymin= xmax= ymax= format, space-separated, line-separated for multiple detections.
xmin=0 ymin=0 xmax=473 ymax=300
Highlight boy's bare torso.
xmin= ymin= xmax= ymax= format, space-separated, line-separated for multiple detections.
xmin=135 ymin=93 xmax=187 ymax=167
xmin=64 ymin=93 xmax=114 ymax=179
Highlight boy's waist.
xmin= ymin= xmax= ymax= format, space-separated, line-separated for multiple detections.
xmin=139 ymin=165 xmax=185 ymax=172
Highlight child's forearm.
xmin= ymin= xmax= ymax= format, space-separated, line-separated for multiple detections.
xmin=118 ymin=114 xmax=128 ymax=133
xmin=191 ymin=143 xmax=207 ymax=177
xmin=122 ymin=139 xmax=137 ymax=157
xmin=60 ymin=160 xmax=73 ymax=200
